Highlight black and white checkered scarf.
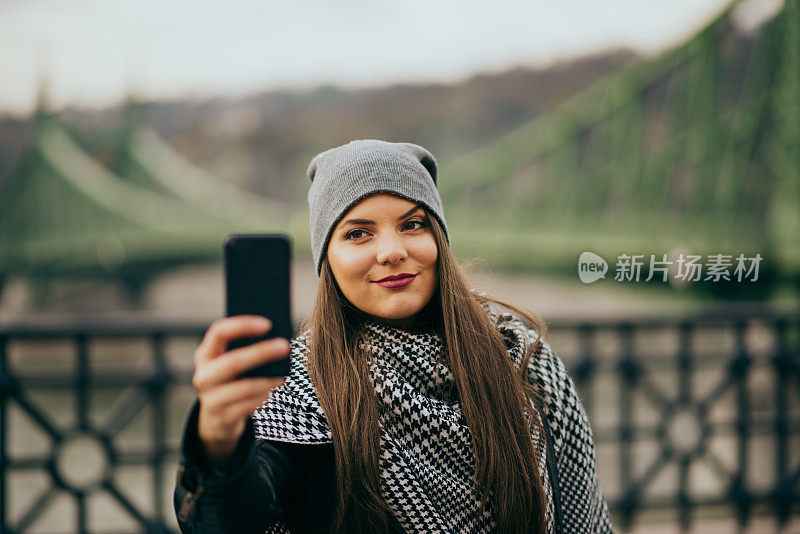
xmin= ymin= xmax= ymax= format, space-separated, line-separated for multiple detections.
xmin=253 ymin=305 xmax=612 ymax=533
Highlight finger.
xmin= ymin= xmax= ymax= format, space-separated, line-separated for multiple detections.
xmin=194 ymin=338 xmax=291 ymax=390
xmin=224 ymin=394 xmax=276 ymax=421
xmin=201 ymin=377 xmax=285 ymax=411
xmin=195 ymin=316 xmax=272 ymax=365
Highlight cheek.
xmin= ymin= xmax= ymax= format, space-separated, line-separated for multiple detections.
xmin=328 ymin=246 xmax=371 ymax=285
xmin=412 ymin=237 xmax=439 ymax=282
xmin=418 ymin=237 xmax=438 ymax=268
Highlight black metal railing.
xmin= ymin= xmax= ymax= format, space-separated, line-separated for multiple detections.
xmin=1 ymin=311 xmax=798 ymax=533
xmin=550 ymin=312 xmax=800 ymax=532
xmin=0 ymin=317 xmax=201 ymax=534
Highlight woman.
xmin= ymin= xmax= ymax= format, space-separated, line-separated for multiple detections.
xmin=174 ymin=140 xmax=612 ymax=533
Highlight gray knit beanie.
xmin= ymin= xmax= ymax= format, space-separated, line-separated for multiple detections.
xmin=307 ymin=139 xmax=449 ymax=274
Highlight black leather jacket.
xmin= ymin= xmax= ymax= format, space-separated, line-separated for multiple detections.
xmin=173 ymin=401 xmax=338 ymax=533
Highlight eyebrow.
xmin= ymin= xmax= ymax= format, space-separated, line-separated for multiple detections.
xmin=339 ymin=205 xmax=424 ymax=227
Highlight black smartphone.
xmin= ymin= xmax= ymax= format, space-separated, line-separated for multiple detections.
xmin=223 ymin=233 xmax=292 ymax=377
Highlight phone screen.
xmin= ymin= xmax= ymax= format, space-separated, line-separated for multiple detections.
xmin=223 ymin=233 xmax=292 ymax=377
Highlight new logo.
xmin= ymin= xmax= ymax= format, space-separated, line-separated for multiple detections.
xmin=578 ymin=252 xmax=608 ymax=284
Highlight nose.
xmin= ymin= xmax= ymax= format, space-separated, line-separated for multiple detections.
xmin=375 ymin=231 xmax=408 ymax=265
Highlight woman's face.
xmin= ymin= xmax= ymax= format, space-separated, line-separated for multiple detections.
xmin=327 ymin=193 xmax=439 ymax=329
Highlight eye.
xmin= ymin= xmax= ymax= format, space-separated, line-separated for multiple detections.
xmin=402 ymin=218 xmax=428 ymax=231
xmin=344 ymin=229 xmax=369 ymax=241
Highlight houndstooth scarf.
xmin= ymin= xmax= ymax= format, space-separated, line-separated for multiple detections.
xmin=252 ymin=306 xmax=555 ymax=533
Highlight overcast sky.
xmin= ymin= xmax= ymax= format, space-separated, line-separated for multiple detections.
xmin=0 ymin=0 xmax=782 ymax=116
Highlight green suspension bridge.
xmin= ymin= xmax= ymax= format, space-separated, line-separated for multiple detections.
xmin=0 ymin=101 xmax=292 ymax=305
xmin=440 ymin=0 xmax=799 ymax=296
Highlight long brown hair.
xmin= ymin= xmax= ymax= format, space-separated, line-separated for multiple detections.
xmin=303 ymin=208 xmax=549 ymax=534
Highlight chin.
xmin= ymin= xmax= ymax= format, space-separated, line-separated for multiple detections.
xmin=374 ymin=308 xmax=417 ymax=321
xmin=384 ymin=297 xmax=428 ymax=319
xmin=369 ymin=303 xmax=418 ymax=321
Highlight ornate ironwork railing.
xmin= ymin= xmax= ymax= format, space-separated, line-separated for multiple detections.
xmin=549 ymin=311 xmax=800 ymax=532
xmin=0 ymin=311 xmax=798 ymax=533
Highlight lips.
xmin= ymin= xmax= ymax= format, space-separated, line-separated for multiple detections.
xmin=374 ymin=273 xmax=417 ymax=288
xmin=376 ymin=273 xmax=415 ymax=282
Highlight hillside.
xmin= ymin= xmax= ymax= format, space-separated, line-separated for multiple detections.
xmin=0 ymin=49 xmax=635 ymax=203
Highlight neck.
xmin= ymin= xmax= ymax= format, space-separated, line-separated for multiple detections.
xmin=362 ymin=305 xmax=436 ymax=334
xmin=372 ymin=315 xmax=418 ymax=331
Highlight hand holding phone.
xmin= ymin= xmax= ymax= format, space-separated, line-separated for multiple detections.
xmin=192 ymin=316 xmax=289 ymax=468
xmin=191 ymin=233 xmax=294 ymax=468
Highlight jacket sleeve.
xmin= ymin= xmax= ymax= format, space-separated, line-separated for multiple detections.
xmin=173 ymin=400 xmax=293 ymax=533
xmin=534 ymin=340 xmax=614 ymax=534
